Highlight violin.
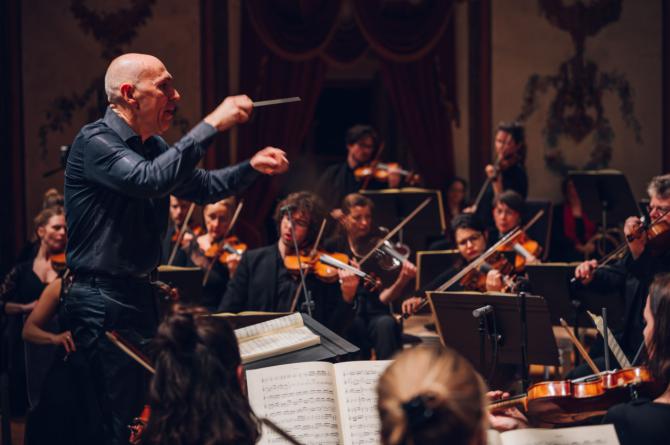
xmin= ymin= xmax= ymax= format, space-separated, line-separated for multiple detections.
xmin=50 ymin=251 xmax=67 ymax=273
xmin=458 ymin=251 xmax=516 ymax=292
xmin=204 ymin=235 xmax=248 ymax=264
xmin=171 ymin=225 xmax=203 ymax=242
xmin=496 ymin=232 xmax=541 ymax=272
xmin=625 ymin=211 xmax=670 ymax=256
xmin=284 ymin=249 xmax=381 ymax=290
xmin=489 ymin=366 xmax=658 ymax=425
xmin=354 ymin=162 xmax=420 ymax=186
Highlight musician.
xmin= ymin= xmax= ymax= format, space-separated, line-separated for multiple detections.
xmin=550 ymin=178 xmax=597 ymax=262
xmin=430 ymin=177 xmax=468 ymax=250
xmin=573 ymin=174 xmax=670 ymax=375
xmin=325 ymin=193 xmax=416 ymax=359
xmin=377 ymin=344 xmax=487 ymax=445
xmin=63 ymin=52 xmax=288 ymax=443
xmin=316 ymin=124 xmax=401 ymax=216
xmin=160 ymin=195 xmax=200 ymax=266
xmin=473 ymin=121 xmax=528 ymax=227
xmin=218 ymin=192 xmax=357 ymax=332
xmin=402 ymin=213 xmax=510 ymax=316
xmin=602 ymin=273 xmax=670 ymax=445
xmin=188 ymin=197 xmax=239 ymax=310
xmin=1 ymin=206 xmax=66 ymax=416
xmin=143 ymin=305 xmax=260 ymax=445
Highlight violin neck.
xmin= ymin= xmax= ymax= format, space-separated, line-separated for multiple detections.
xmin=376 ymin=162 xmax=411 ymax=176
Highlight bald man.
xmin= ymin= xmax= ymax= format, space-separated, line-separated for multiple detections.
xmin=63 ymin=53 xmax=288 ymax=443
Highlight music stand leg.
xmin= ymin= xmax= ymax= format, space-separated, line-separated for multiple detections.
xmin=519 ymin=291 xmax=529 ymax=393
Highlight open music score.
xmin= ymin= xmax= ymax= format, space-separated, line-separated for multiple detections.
xmin=233 ymin=313 xmax=320 ymax=364
xmin=487 ymin=424 xmax=620 ymax=445
xmin=247 ymin=360 xmax=391 ymax=445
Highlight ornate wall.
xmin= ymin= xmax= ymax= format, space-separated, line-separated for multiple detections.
xmin=21 ymin=0 xmax=201 ymax=223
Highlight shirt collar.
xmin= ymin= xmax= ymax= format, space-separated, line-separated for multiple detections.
xmin=103 ymin=106 xmax=141 ymax=143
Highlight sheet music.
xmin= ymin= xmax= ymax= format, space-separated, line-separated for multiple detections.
xmin=238 ymin=326 xmax=320 ymax=364
xmin=487 ymin=424 xmax=620 ymax=445
xmin=247 ymin=362 xmax=341 ymax=445
xmin=235 ymin=312 xmax=304 ymax=342
xmin=333 ymin=360 xmax=392 ymax=445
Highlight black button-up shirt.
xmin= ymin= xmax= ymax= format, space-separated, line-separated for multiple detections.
xmin=64 ymin=107 xmax=260 ymax=277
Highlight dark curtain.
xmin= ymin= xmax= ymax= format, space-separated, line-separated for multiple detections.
xmin=0 ymin=0 xmax=26 ymax=276
xmin=236 ymin=5 xmax=327 ymax=237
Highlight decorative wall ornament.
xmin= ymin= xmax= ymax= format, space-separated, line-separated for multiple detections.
xmin=38 ymin=0 xmax=190 ymax=160
xmin=516 ymin=0 xmax=642 ymax=175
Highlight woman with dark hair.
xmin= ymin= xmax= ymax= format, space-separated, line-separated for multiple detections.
xmin=601 ymin=273 xmax=670 ymax=444
xmin=143 ymin=306 xmax=260 ymax=445
xmin=550 ymin=178 xmax=598 ymax=262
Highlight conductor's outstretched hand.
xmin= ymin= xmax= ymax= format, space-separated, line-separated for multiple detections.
xmin=251 ymin=147 xmax=289 ymax=175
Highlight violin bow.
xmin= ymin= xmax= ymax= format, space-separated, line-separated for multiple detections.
xmin=559 ymin=318 xmax=601 ymax=375
xmin=587 ymin=311 xmax=631 ymax=369
xmin=357 ymin=197 xmax=432 ymax=266
xmin=203 ymin=200 xmax=244 ymax=286
xmin=106 ymin=331 xmax=155 ymax=374
xmin=289 ymin=219 xmax=327 ymax=313
xmin=359 ymin=142 xmax=385 ymax=191
xmin=167 ymin=202 xmax=196 ymax=266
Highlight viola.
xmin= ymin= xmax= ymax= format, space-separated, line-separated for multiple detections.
xmin=354 ymin=162 xmax=420 ymax=186
xmin=489 ymin=366 xmax=658 ymax=425
xmin=205 ymin=235 xmax=247 ymax=264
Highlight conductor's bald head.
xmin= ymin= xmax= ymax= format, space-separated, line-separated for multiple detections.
xmin=103 ymin=53 xmax=180 ymax=141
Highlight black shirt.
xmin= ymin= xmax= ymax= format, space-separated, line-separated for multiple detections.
xmin=476 ymin=164 xmax=528 ymax=228
xmin=316 ymin=161 xmax=385 ymax=210
xmin=602 ymin=398 xmax=670 ymax=445
xmin=65 ymin=107 xmax=260 ymax=277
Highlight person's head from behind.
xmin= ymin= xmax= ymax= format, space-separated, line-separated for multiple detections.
xmin=105 ymin=53 xmax=181 ymax=141
xmin=644 ymin=273 xmax=670 ymax=387
xmin=346 ymin=124 xmax=378 ymax=166
xmin=377 ymin=345 xmax=487 ymax=445
xmin=144 ymin=305 xmax=259 ymax=445
xmin=492 ymin=190 xmax=525 ymax=235
xmin=451 ymin=213 xmax=487 ymax=262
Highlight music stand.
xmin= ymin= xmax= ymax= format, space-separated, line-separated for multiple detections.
xmin=427 ymin=291 xmax=558 ymax=377
xmin=157 ymin=265 xmax=203 ymax=303
xmin=569 ymin=170 xmax=639 ymax=240
xmin=361 ymin=188 xmax=446 ymax=254
xmin=416 ymin=249 xmax=460 ymax=290
xmin=525 ymin=263 xmax=625 ymax=331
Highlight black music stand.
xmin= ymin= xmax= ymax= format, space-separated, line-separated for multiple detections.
xmin=416 ymin=249 xmax=460 ymax=290
xmin=361 ymin=188 xmax=446 ymax=254
xmin=525 ymin=263 xmax=625 ymax=331
xmin=157 ymin=265 xmax=203 ymax=303
xmin=569 ymin=171 xmax=639 ymax=253
xmin=427 ymin=291 xmax=558 ymax=380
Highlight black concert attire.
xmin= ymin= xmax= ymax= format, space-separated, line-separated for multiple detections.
xmin=316 ymin=162 xmax=385 ymax=210
xmin=63 ymin=107 xmax=259 ymax=444
xmin=218 ymin=245 xmax=353 ymax=334
xmin=568 ymin=250 xmax=670 ymax=378
xmin=476 ymin=164 xmax=528 ymax=228
xmin=549 ymin=203 xmax=597 ymax=262
xmin=159 ymin=224 xmax=191 ymax=267
xmin=602 ymin=399 xmax=670 ymax=445
xmin=0 ymin=262 xmax=47 ymax=415
xmin=193 ymin=250 xmax=230 ymax=312
xmin=323 ymin=237 xmax=402 ymax=360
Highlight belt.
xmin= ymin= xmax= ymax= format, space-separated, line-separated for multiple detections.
xmin=73 ymin=270 xmax=158 ymax=284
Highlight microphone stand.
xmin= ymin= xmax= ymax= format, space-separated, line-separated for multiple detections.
xmin=285 ymin=209 xmax=314 ymax=317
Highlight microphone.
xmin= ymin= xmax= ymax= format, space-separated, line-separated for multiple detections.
xmin=472 ymin=305 xmax=493 ymax=318
xmin=280 ymin=204 xmax=296 ymax=214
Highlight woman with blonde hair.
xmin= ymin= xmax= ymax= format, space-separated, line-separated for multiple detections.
xmin=377 ymin=345 xmax=488 ymax=445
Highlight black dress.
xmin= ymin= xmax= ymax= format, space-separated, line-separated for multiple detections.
xmin=0 ymin=261 xmax=48 ymax=415
xmin=602 ymin=398 xmax=670 ymax=445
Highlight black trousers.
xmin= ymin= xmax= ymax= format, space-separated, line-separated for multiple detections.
xmin=60 ymin=275 xmax=158 ymax=445
xmin=348 ymin=311 xmax=401 ymax=360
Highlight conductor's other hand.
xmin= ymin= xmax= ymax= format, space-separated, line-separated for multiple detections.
xmin=574 ymin=259 xmax=598 ymax=285
xmin=204 ymin=95 xmax=253 ymax=131
xmin=251 ymin=147 xmax=289 ymax=175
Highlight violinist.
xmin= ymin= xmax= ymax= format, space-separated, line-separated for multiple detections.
xmin=188 ymin=197 xmax=239 ymax=310
xmin=324 ymin=193 xmax=416 ymax=359
xmin=471 ymin=121 xmax=528 ymax=227
xmin=402 ymin=213 xmax=511 ymax=316
xmin=572 ymin=174 xmax=670 ymax=377
xmin=488 ymin=190 xmax=540 ymax=271
xmin=218 ymin=192 xmax=357 ymax=333
xmin=316 ymin=125 xmax=402 ymax=217
xmin=1 ymin=206 xmax=66 ymax=416
xmin=159 ymin=195 xmax=201 ymax=266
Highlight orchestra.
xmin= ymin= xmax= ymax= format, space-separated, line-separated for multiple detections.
xmin=2 ymin=51 xmax=668 ymax=445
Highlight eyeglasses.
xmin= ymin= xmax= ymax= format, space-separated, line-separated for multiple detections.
xmin=456 ymin=233 xmax=483 ymax=247
xmin=647 ymin=205 xmax=670 ymax=215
